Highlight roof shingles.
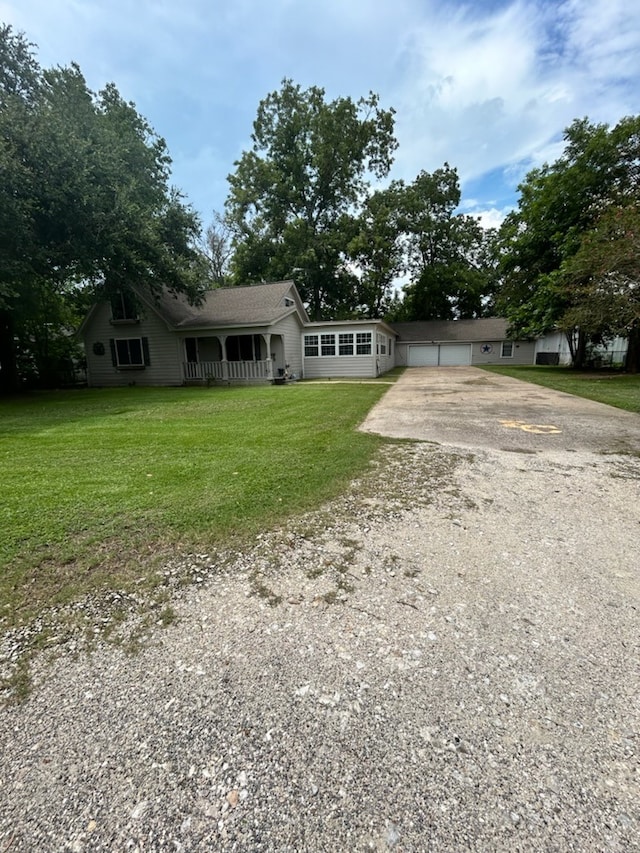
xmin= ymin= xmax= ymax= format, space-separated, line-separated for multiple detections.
xmin=390 ymin=318 xmax=510 ymax=342
xmin=152 ymin=281 xmax=307 ymax=329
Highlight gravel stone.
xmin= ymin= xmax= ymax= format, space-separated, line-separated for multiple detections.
xmin=0 ymin=438 xmax=639 ymax=852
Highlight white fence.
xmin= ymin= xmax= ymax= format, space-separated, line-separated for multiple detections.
xmin=183 ymin=360 xmax=272 ymax=382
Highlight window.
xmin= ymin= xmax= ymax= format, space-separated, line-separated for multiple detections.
xmin=110 ymin=337 xmax=149 ymax=368
xmin=304 ymin=334 xmax=319 ymax=357
xmin=284 ymin=297 xmax=294 ymax=307
xmin=376 ymin=333 xmax=387 ymax=355
xmin=501 ymin=341 xmax=514 ymax=358
xmin=356 ymin=332 xmax=372 ymax=355
xmin=339 ymin=333 xmax=354 ymax=356
xmin=321 ymin=334 xmax=335 ymax=356
xmin=110 ymin=290 xmax=138 ymax=322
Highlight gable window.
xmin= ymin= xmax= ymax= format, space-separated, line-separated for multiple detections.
xmin=501 ymin=341 xmax=514 ymax=358
xmin=110 ymin=337 xmax=150 ymax=368
xmin=339 ymin=333 xmax=354 ymax=356
xmin=304 ymin=334 xmax=319 ymax=357
xmin=284 ymin=297 xmax=294 ymax=307
xmin=110 ymin=290 xmax=138 ymax=322
xmin=321 ymin=334 xmax=335 ymax=356
xmin=356 ymin=332 xmax=372 ymax=355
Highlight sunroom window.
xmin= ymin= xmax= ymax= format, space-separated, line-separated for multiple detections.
xmin=356 ymin=332 xmax=372 ymax=355
xmin=339 ymin=333 xmax=354 ymax=355
xmin=304 ymin=334 xmax=319 ymax=357
xmin=321 ymin=334 xmax=335 ymax=356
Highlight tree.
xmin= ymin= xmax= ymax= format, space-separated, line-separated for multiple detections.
xmin=558 ymin=204 xmax=640 ymax=371
xmin=393 ymin=166 xmax=496 ymax=321
xmin=347 ymin=183 xmax=405 ymax=317
xmin=225 ymin=79 xmax=397 ymax=319
xmin=201 ymin=212 xmax=233 ymax=286
xmin=0 ymin=25 xmax=207 ymax=392
xmin=497 ymin=116 xmax=640 ymax=368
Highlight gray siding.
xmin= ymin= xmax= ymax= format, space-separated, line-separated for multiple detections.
xmin=271 ymin=313 xmax=304 ymax=377
xmin=304 ymin=355 xmax=378 ymax=378
xmin=472 ymin=340 xmax=536 ymax=365
xmin=84 ymin=302 xmax=183 ymax=387
xmin=395 ymin=343 xmax=409 ymax=366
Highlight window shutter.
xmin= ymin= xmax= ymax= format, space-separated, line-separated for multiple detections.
xmin=142 ymin=337 xmax=150 ymax=366
xmin=109 ymin=338 xmax=116 ymax=366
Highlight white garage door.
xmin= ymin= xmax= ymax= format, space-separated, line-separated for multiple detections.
xmin=438 ymin=344 xmax=472 ymax=366
xmin=408 ymin=345 xmax=439 ymax=366
xmin=408 ymin=344 xmax=471 ymax=366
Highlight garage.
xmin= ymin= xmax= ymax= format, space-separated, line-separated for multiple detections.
xmin=408 ymin=343 xmax=472 ymax=367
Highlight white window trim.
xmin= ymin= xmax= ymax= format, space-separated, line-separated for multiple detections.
xmin=304 ymin=334 xmax=319 ymax=357
xmin=320 ymin=333 xmax=336 ymax=356
xmin=339 ymin=332 xmax=354 ymax=356
xmin=356 ymin=332 xmax=372 ymax=355
xmin=115 ymin=337 xmax=145 ymax=368
xmin=501 ymin=341 xmax=514 ymax=358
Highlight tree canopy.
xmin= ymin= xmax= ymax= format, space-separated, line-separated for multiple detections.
xmin=224 ymin=81 xmax=496 ymax=322
xmin=497 ymin=116 xmax=640 ymax=370
xmin=225 ymin=79 xmax=398 ymax=319
xmin=391 ymin=166 xmax=497 ymax=321
xmin=0 ymin=25 xmax=207 ymax=391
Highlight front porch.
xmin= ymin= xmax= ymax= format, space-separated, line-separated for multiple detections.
xmin=183 ymin=359 xmax=273 ymax=384
xmin=181 ymin=331 xmax=286 ymax=385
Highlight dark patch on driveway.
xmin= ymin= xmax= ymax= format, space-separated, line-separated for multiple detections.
xmin=361 ymin=367 xmax=640 ymax=454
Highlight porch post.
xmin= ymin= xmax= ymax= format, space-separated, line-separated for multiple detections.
xmin=262 ymin=333 xmax=272 ymax=379
xmin=218 ymin=335 xmax=229 ymax=382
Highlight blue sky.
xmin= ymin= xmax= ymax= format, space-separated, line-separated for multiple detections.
xmin=2 ymin=0 xmax=639 ymax=230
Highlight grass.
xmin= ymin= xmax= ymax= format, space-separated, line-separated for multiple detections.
xmin=0 ymin=382 xmax=392 ymax=634
xmin=480 ymin=365 xmax=640 ymax=413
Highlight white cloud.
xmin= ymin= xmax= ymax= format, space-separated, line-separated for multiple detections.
xmin=391 ymin=0 xmax=640 ymax=198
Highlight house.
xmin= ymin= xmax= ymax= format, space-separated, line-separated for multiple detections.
xmin=80 ymin=281 xmax=310 ymax=387
xmin=534 ymin=330 xmax=629 ymax=367
xmin=79 ymin=282 xmax=537 ymax=387
xmin=302 ymin=320 xmax=397 ymax=379
xmin=391 ymin=319 xmax=536 ymax=366
xmin=80 ymin=281 xmax=398 ymax=386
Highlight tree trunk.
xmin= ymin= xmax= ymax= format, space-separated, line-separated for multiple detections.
xmin=572 ymin=329 xmax=588 ymax=369
xmin=0 ymin=308 xmax=19 ymax=394
xmin=625 ymin=325 xmax=640 ymax=374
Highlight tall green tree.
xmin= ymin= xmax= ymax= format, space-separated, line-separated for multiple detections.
xmin=225 ymin=79 xmax=397 ymax=319
xmin=557 ymin=204 xmax=640 ymax=371
xmin=0 ymin=25 xmax=206 ymax=391
xmin=347 ymin=183 xmax=405 ymax=317
xmin=497 ymin=116 xmax=640 ymax=368
xmin=393 ymin=166 xmax=496 ymax=321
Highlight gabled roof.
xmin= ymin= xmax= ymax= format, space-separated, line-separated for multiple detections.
xmin=390 ymin=318 xmax=511 ymax=342
xmin=149 ymin=280 xmax=309 ymax=329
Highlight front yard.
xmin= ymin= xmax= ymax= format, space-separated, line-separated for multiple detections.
xmin=0 ymin=383 xmax=390 ymax=633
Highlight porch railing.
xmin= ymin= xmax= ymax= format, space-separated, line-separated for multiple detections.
xmin=183 ymin=360 xmax=273 ymax=382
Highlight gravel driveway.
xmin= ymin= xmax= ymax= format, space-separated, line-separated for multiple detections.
xmin=1 ymin=369 xmax=639 ymax=852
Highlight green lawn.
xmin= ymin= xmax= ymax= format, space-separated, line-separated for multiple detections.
xmin=480 ymin=365 xmax=640 ymax=413
xmin=0 ymin=382 xmax=391 ymax=630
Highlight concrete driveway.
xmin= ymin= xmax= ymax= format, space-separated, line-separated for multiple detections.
xmin=361 ymin=366 xmax=640 ymax=454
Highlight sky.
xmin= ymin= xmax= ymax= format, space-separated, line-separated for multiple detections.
xmin=2 ymin=0 xmax=639 ymax=230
